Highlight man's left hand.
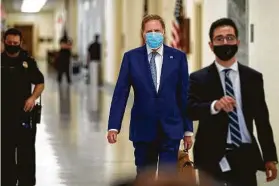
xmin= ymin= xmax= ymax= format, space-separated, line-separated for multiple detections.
xmin=265 ymin=161 xmax=278 ymax=182
xmin=183 ymin=136 xmax=193 ymax=150
xmin=24 ymin=96 xmax=36 ymax=112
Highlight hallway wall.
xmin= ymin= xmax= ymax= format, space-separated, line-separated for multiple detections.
xmin=66 ymin=0 xmax=78 ymax=54
xmin=201 ymin=0 xmax=228 ymax=67
xmin=53 ymin=0 xmax=66 ymax=50
xmin=6 ymin=12 xmax=54 ymax=59
xmin=249 ymin=0 xmax=279 ymax=153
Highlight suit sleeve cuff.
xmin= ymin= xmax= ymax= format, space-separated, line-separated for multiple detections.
xmin=109 ymin=129 xmax=119 ymax=132
xmin=211 ymin=100 xmax=220 ymax=115
xmin=184 ymin=131 xmax=193 ymax=136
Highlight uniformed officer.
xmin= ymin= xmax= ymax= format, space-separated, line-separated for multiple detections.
xmin=1 ymin=28 xmax=45 ymax=186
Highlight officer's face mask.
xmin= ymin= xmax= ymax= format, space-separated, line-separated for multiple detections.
xmin=145 ymin=32 xmax=164 ymax=49
xmin=5 ymin=44 xmax=21 ymax=55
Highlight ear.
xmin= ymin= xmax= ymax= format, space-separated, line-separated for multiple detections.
xmin=237 ymin=39 xmax=240 ymax=46
xmin=142 ymin=32 xmax=146 ymax=43
xmin=209 ymin=41 xmax=214 ymax=52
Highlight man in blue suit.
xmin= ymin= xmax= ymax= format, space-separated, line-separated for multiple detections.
xmin=107 ymin=14 xmax=193 ymax=177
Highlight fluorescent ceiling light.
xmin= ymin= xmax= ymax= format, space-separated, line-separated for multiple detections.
xmin=21 ymin=0 xmax=48 ymax=13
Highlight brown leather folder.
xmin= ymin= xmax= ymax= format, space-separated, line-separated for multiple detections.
xmin=177 ymin=149 xmax=197 ymax=185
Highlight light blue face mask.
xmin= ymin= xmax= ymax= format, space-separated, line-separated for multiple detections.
xmin=145 ymin=32 xmax=164 ymax=49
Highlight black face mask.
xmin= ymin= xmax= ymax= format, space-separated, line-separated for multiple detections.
xmin=5 ymin=44 xmax=21 ymax=55
xmin=213 ymin=44 xmax=238 ymax=61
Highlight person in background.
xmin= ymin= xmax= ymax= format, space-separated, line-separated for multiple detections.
xmin=87 ymin=34 xmax=102 ymax=85
xmin=57 ymin=32 xmax=72 ymax=84
xmin=1 ymin=28 xmax=44 ymax=186
xmin=107 ymin=14 xmax=193 ymax=178
xmin=186 ymin=18 xmax=278 ymax=186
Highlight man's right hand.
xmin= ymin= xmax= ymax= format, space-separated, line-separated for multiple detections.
xmin=214 ymin=96 xmax=236 ymax=113
xmin=107 ymin=131 xmax=118 ymax=144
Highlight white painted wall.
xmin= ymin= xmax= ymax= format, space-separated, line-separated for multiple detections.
xmin=6 ymin=12 xmax=55 ymax=59
xmin=54 ymin=0 xmax=66 ymax=50
xmin=249 ymin=0 xmax=279 ymax=153
xmin=122 ymin=0 xmax=143 ymax=52
xmin=202 ymin=0 xmax=228 ymax=67
xmin=67 ymin=0 xmax=78 ymax=54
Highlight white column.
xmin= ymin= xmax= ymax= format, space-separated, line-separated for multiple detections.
xmin=104 ymin=0 xmax=123 ymax=84
xmin=122 ymin=0 xmax=143 ymax=52
xmin=67 ymin=0 xmax=78 ymax=53
xmin=104 ymin=0 xmax=115 ymax=84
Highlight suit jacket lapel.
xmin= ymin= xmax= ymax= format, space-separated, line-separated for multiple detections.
xmin=158 ymin=45 xmax=174 ymax=93
xmin=238 ymin=63 xmax=249 ymax=124
xmin=208 ymin=63 xmax=224 ymax=99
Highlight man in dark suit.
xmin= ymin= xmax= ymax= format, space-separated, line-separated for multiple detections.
xmin=87 ymin=34 xmax=102 ymax=85
xmin=107 ymin=14 xmax=193 ymax=177
xmin=88 ymin=34 xmax=101 ymax=62
xmin=187 ymin=18 xmax=278 ymax=186
xmin=57 ymin=32 xmax=72 ymax=84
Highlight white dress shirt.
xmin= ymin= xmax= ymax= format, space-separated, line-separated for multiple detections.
xmin=110 ymin=45 xmax=193 ymax=137
xmin=211 ymin=61 xmax=252 ymax=171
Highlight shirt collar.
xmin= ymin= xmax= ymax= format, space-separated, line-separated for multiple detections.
xmin=146 ymin=44 xmax=164 ymax=56
xmin=215 ymin=60 xmax=238 ymax=73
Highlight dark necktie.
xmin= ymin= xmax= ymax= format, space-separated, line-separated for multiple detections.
xmin=150 ymin=52 xmax=157 ymax=89
xmin=224 ymin=69 xmax=241 ymax=148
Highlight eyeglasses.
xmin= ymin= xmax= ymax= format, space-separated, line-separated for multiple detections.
xmin=213 ymin=35 xmax=237 ymax=44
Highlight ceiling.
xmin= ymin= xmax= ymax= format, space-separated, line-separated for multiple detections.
xmin=2 ymin=0 xmax=61 ymax=13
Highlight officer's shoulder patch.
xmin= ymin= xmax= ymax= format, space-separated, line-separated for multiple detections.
xmin=23 ymin=61 xmax=28 ymax=68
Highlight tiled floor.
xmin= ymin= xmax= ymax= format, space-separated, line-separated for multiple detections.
xmin=35 ymin=64 xmax=135 ymax=186
xmin=33 ymin=62 xmax=278 ymax=186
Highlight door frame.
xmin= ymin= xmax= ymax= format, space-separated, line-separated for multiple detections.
xmin=13 ymin=23 xmax=35 ymax=56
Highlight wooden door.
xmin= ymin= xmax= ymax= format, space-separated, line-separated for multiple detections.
xmin=14 ymin=25 xmax=33 ymax=56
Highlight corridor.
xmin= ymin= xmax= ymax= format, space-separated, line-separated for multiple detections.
xmin=35 ymin=63 xmax=135 ymax=186
xmin=33 ymin=62 xmax=279 ymax=186
xmin=1 ymin=0 xmax=279 ymax=185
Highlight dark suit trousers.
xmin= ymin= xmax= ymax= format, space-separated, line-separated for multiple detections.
xmin=199 ymin=145 xmax=258 ymax=186
xmin=132 ymin=125 xmax=180 ymax=178
xmin=199 ymin=168 xmax=257 ymax=186
xmin=1 ymin=119 xmax=37 ymax=186
xmin=57 ymin=68 xmax=71 ymax=83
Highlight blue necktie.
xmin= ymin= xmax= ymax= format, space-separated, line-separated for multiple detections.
xmin=150 ymin=52 xmax=157 ymax=89
xmin=224 ymin=69 xmax=241 ymax=148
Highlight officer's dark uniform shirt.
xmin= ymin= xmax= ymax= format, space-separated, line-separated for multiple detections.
xmin=1 ymin=50 xmax=44 ymax=122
